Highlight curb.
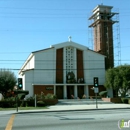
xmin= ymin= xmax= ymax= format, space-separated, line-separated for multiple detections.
xmin=14 ymin=107 xmax=130 ymax=114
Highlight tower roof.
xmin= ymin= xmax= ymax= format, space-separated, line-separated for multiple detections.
xmin=93 ymin=5 xmax=113 ymax=13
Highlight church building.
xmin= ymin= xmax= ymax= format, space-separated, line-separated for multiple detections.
xmin=19 ymin=37 xmax=107 ymax=99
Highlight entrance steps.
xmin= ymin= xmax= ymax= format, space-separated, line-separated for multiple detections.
xmin=56 ymin=99 xmax=113 ymax=105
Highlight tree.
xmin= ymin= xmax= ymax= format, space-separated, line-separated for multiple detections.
xmin=105 ymin=65 xmax=130 ymax=97
xmin=0 ymin=69 xmax=17 ymax=95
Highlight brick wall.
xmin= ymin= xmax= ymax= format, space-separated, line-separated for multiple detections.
xmin=77 ymin=49 xmax=84 ymax=81
xmin=56 ymin=48 xmax=63 ymax=83
xmin=34 ymin=85 xmax=54 ymax=95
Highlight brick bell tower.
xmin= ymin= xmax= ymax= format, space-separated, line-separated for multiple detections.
xmin=89 ymin=5 xmax=118 ymax=69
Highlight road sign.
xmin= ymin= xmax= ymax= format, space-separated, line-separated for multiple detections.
xmin=94 ymin=87 xmax=99 ymax=93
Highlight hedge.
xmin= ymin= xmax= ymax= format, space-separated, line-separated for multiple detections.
xmin=121 ymin=98 xmax=130 ymax=104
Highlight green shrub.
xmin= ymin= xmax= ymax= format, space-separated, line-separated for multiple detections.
xmin=3 ymin=97 xmax=16 ymax=102
xmin=36 ymin=94 xmax=45 ymax=101
xmin=26 ymin=96 xmax=35 ymax=101
xmin=23 ymin=101 xmax=35 ymax=107
xmin=99 ymin=91 xmax=107 ymax=97
xmin=20 ymin=101 xmax=25 ymax=107
xmin=25 ymin=96 xmax=35 ymax=107
xmin=45 ymin=93 xmax=57 ymax=99
xmin=37 ymin=101 xmax=45 ymax=107
xmin=0 ymin=101 xmax=16 ymax=108
xmin=24 ymin=94 xmax=57 ymax=107
xmin=0 ymin=97 xmax=16 ymax=107
xmin=18 ymin=94 xmax=26 ymax=100
xmin=128 ymin=99 xmax=130 ymax=104
xmin=121 ymin=98 xmax=129 ymax=104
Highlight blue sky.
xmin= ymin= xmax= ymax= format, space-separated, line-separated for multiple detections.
xmin=0 ymin=0 xmax=130 ymax=76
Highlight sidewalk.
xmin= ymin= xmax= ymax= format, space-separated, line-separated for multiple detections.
xmin=0 ymin=102 xmax=130 ymax=114
xmin=48 ymin=103 xmax=130 ymax=111
xmin=14 ymin=103 xmax=130 ymax=114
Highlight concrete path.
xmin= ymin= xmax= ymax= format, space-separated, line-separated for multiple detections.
xmin=9 ymin=103 xmax=129 ymax=114
xmin=0 ymin=99 xmax=130 ymax=114
xmin=48 ymin=103 xmax=130 ymax=111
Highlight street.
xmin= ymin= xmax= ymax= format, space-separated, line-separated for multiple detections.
xmin=1 ymin=109 xmax=130 ymax=130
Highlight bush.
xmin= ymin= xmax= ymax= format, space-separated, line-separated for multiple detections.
xmin=37 ymin=101 xmax=45 ymax=107
xmin=18 ymin=94 xmax=26 ymax=100
xmin=25 ymin=94 xmax=57 ymax=106
xmin=0 ymin=101 xmax=16 ymax=108
xmin=36 ymin=94 xmax=45 ymax=101
xmin=121 ymin=98 xmax=129 ymax=104
xmin=0 ymin=97 xmax=16 ymax=107
xmin=3 ymin=97 xmax=16 ymax=102
xmin=99 ymin=91 xmax=107 ymax=97
xmin=26 ymin=96 xmax=35 ymax=101
xmin=45 ymin=93 xmax=57 ymax=99
xmin=128 ymin=99 xmax=130 ymax=104
xmin=25 ymin=96 xmax=35 ymax=107
xmin=26 ymin=101 xmax=35 ymax=107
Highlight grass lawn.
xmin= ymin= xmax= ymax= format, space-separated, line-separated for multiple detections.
xmin=0 ymin=106 xmax=47 ymax=111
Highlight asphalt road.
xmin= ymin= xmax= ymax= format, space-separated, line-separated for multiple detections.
xmin=1 ymin=109 xmax=130 ymax=130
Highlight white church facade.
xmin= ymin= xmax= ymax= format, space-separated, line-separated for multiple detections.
xmin=19 ymin=39 xmax=107 ymax=99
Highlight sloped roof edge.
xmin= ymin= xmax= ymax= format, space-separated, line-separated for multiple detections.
xmin=51 ymin=41 xmax=89 ymax=49
xmin=18 ymin=53 xmax=34 ymax=75
xmin=32 ymin=47 xmax=54 ymax=53
xmin=88 ymin=48 xmax=106 ymax=57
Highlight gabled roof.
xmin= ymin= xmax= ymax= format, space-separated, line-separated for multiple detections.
xmin=18 ymin=53 xmax=34 ymax=75
xmin=87 ymin=48 xmax=106 ymax=57
xmin=51 ymin=40 xmax=105 ymax=57
xmin=51 ymin=41 xmax=88 ymax=50
xmin=19 ymin=40 xmax=105 ymax=75
xmin=32 ymin=47 xmax=54 ymax=54
xmin=31 ymin=41 xmax=105 ymax=57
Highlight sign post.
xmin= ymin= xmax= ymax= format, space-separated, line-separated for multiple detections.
xmin=94 ymin=87 xmax=99 ymax=109
xmin=96 ymin=93 xmax=98 ymax=109
xmin=35 ymin=94 xmax=37 ymax=107
xmin=16 ymin=93 xmax=18 ymax=112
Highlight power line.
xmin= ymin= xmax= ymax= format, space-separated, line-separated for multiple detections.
xmin=0 ymin=5 xmax=130 ymax=11
xmin=0 ymin=68 xmax=105 ymax=71
xmin=0 ymin=28 xmax=129 ymax=32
